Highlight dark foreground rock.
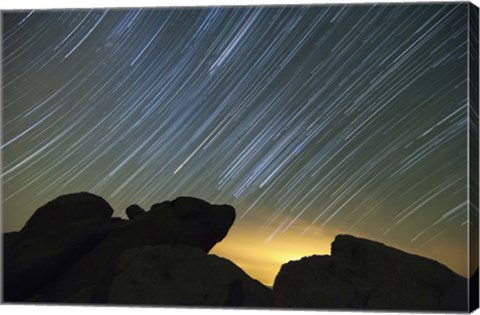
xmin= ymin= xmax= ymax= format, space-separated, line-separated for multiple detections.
xmin=5 ymin=193 xmax=470 ymax=310
xmin=471 ymin=268 xmax=479 ymax=311
xmin=273 ymin=234 xmax=468 ymax=311
xmin=3 ymin=194 xmax=236 ymax=304
xmin=41 ymin=196 xmax=235 ymax=303
xmin=3 ymin=192 xmax=116 ymax=301
xmin=108 ymin=245 xmax=273 ymax=307
xmin=125 ymin=204 xmax=145 ymax=219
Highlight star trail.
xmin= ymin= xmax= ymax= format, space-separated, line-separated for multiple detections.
xmin=2 ymin=3 xmax=472 ymax=285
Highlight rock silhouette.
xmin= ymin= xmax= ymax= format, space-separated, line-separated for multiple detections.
xmin=3 ymin=193 xmax=242 ymax=304
xmin=3 ymin=193 xmax=472 ymax=311
xmin=4 ymin=192 xmax=117 ymax=301
xmin=108 ymin=245 xmax=273 ymax=306
xmin=273 ymin=234 xmax=468 ymax=311
xmin=125 ymin=204 xmax=145 ymax=219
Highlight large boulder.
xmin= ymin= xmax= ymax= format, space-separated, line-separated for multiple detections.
xmin=3 ymin=192 xmax=116 ymax=301
xmin=39 ymin=196 xmax=236 ymax=303
xmin=108 ymin=245 xmax=273 ymax=307
xmin=125 ymin=204 xmax=145 ymax=219
xmin=274 ymin=234 xmax=468 ymax=311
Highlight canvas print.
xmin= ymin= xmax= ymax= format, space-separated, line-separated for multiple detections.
xmin=1 ymin=2 xmax=479 ymax=312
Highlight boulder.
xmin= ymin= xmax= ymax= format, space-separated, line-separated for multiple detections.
xmin=125 ymin=204 xmax=145 ymax=219
xmin=108 ymin=245 xmax=273 ymax=307
xmin=3 ymin=192 xmax=116 ymax=301
xmin=39 ymin=196 xmax=236 ymax=303
xmin=273 ymin=234 xmax=468 ymax=311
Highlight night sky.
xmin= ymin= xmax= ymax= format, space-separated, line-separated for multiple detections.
xmin=2 ymin=3 xmax=473 ymax=285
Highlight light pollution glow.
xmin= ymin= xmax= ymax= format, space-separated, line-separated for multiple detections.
xmin=211 ymin=212 xmax=469 ymax=286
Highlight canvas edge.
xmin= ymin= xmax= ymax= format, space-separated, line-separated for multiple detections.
xmin=469 ymin=1 xmax=479 ymax=313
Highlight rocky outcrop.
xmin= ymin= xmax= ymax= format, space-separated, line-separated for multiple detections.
xmin=3 ymin=194 xmax=236 ymax=304
xmin=4 ymin=193 xmax=470 ymax=311
xmin=273 ymin=234 xmax=468 ymax=311
xmin=125 ymin=204 xmax=145 ymax=219
xmin=3 ymin=192 xmax=117 ymax=301
xmin=108 ymin=245 xmax=273 ymax=307
xmin=41 ymin=196 xmax=235 ymax=303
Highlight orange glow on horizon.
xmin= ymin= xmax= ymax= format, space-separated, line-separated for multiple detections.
xmin=210 ymin=217 xmax=470 ymax=287
xmin=210 ymin=219 xmax=335 ymax=286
